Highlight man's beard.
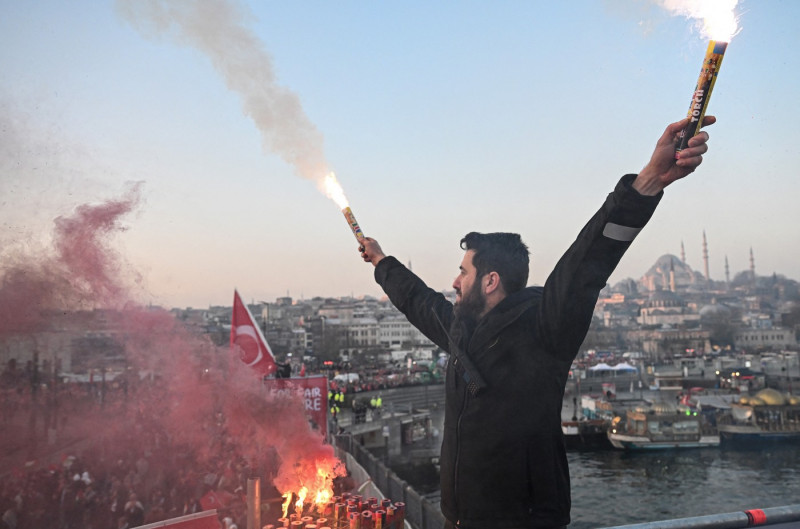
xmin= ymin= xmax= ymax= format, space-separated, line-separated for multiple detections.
xmin=454 ymin=278 xmax=486 ymax=322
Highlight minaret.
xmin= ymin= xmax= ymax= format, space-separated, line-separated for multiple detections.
xmin=702 ymin=231 xmax=710 ymax=282
xmin=669 ymin=258 xmax=676 ymax=293
xmin=725 ymin=256 xmax=730 ymax=284
xmin=681 ymin=241 xmax=686 ymax=263
xmin=750 ymin=247 xmax=756 ymax=280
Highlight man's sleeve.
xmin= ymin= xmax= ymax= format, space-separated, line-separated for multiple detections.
xmin=374 ymin=256 xmax=454 ymax=351
xmin=538 ymin=173 xmax=662 ymax=360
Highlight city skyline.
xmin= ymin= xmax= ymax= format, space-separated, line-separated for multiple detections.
xmin=2 ymin=1 xmax=800 ymax=310
xmin=226 ymin=245 xmax=787 ymax=308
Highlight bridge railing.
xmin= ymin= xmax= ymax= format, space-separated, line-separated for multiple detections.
xmin=601 ymin=504 xmax=800 ymax=529
xmin=333 ymin=433 xmax=445 ymax=529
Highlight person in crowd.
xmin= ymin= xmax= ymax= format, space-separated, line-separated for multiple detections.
xmin=124 ymin=493 xmax=145 ymax=527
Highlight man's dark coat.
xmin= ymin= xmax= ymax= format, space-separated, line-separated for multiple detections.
xmin=374 ymin=175 xmax=662 ymax=528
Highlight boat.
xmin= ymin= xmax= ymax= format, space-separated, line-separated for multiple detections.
xmin=561 ymin=395 xmax=614 ymax=450
xmin=718 ymin=388 xmax=800 ymax=447
xmin=607 ymin=400 xmax=719 ymax=450
xmin=561 ymin=418 xmax=613 ymax=450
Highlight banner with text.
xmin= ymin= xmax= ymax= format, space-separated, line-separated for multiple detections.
xmin=264 ymin=375 xmax=328 ymax=435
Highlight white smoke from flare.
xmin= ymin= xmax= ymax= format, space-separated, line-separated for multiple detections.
xmin=116 ymin=0 xmax=328 ymax=182
xmin=117 ymin=0 xmax=348 ymax=505
xmin=655 ymin=0 xmax=740 ymax=41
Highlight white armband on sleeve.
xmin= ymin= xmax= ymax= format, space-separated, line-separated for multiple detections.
xmin=603 ymin=222 xmax=642 ymax=242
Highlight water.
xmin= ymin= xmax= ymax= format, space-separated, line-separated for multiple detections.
xmin=375 ymin=388 xmax=800 ymax=527
xmin=396 ymin=430 xmax=800 ymax=527
xmin=568 ymin=446 xmax=800 ymax=528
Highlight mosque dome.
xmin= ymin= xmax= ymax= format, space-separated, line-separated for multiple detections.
xmin=699 ymin=301 xmax=732 ymax=319
xmin=753 ymin=388 xmax=787 ymax=406
xmin=639 ymin=254 xmax=704 ymax=292
xmin=645 ymin=289 xmax=683 ymax=309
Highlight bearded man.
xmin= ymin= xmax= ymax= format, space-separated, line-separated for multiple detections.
xmin=357 ymin=116 xmax=715 ymax=529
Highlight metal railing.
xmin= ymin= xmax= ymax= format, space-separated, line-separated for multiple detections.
xmin=333 ymin=434 xmax=445 ymax=529
xmin=601 ymin=504 xmax=800 ymax=529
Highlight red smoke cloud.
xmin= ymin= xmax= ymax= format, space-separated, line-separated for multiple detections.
xmin=0 ymin=185 xmax=344 ymax=523
xmin=53 ymin=184 xmax=142 ymax=306
xmin=0 ymin=184 xmax=141 ymax=334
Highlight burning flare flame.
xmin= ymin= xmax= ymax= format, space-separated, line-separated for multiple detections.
xmin=323 ymin=172 xmax=350 ymax=210
xmin=295 ymin=487 xmax=308 ymax=513
xmin=657 ymin=0 xmax=740 ymax=42
xmin=280 ymin=464 xmax=341 ymax=518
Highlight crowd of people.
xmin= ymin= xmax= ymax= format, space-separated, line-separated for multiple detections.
xmin=0 ymin=351 xmax=439 ymax=529
xmin=0 ymin=365 xmax=285 ymax=529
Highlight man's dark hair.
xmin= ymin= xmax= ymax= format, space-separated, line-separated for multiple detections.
xmin=460 ymin=232 xmax=530 ymax=294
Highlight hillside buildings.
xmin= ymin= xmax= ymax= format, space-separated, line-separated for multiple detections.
xmin=2 ymin=245 xmax=799 ymax=379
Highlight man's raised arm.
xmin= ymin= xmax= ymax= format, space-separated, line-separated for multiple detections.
xmin=634 ymin=115 xmax=715 ymax=195
xmin=359 ymin=237 xmax=386 ymax=267
xmin=538 ymin=115 xmax=716 ymax=361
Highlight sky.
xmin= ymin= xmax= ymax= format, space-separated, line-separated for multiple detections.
xmin=1 ymin=0 xmax=799 ymax=310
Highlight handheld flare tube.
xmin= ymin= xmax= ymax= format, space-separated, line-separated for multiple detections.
xmin=674 ymin=40 xmax=727 ymax=157
xmin=342 ymin=207 xmax=365 ymax=242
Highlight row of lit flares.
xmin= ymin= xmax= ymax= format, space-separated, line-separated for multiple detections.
xmin=277 ymin=490 xmax=406 ymax=529
xmin=281 ymin=466 xmax=335 ymax=518
xmin=282 ymin=485 xmax=329 ymax=519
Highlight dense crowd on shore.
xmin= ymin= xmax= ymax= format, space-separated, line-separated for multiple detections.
xmin=0 ymin=356 xmax=445 ymax=529
xmin=0 ymin=369 xmax=269 ymax=529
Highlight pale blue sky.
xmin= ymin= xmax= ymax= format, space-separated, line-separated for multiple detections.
xmin=2 ymin=0 xmax=799 ymax=309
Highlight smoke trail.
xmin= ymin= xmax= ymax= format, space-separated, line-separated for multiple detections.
xmin=116 ymin=0 xmax=328 ymax=182
xmin=1 ymin=1 xmax=347 ymax=507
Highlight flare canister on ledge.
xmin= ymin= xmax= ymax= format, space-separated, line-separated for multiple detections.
xmin=674 ymin=40 xmax=727 ymax=156
xmin=342 ymin=207 xmax=365 ymax=242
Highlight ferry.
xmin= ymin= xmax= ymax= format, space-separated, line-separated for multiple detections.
xmin=718 ymin=388 xmax=800 ymax=447
xmin=607 ymin=400 xmax=719 ymax=450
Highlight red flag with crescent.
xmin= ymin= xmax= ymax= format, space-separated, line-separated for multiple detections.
xmin=230 ymin=290 xmax=277 ymax=376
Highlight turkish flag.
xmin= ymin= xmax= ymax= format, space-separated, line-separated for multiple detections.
xmin=230 ymin=290 xmax=277 ymax=376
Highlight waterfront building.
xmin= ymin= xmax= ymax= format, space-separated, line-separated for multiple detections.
xmin=379 ymin=315 xmax=435 ymax=350
xmin=637 ymin=289 xmax=701 ymax=327
xmin=735 ymin=327 xmax=797 ymax=350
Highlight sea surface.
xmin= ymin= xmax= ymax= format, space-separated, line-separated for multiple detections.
xmin=392 ymin=403 xmax=800 ymax=528
xmin=567 ymin=445 xmax=800 ymax=528
xmin=370 ymin=386 xmax=800 ymax=527
xmin=396 ymin=445 xmax=800 ymax=528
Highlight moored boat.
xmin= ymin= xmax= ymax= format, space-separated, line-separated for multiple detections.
xmin=718 ymin=388 xmax=800 ymax=447
xmin=607 ymin=400 xmax=719 ymax=450
xmin=561 ymin=418 xmax=613 ymax=450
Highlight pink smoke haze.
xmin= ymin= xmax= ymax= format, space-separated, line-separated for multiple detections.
xmin=54 ymin=184 xmax=143 ymax=306
xmin=0 ymin=185 xmax=344 ymax=525
xmin=0 ymin=184 xmax=142 ymax=334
